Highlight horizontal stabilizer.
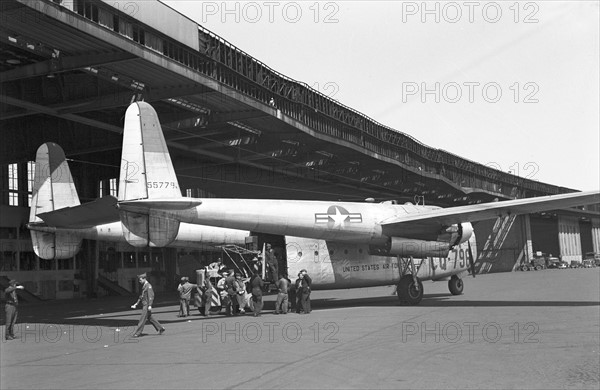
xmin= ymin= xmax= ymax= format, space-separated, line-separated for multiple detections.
xmin=37 ymin=196 xmax=119 ymax=228
xmin=118 ymin=198 xmax=202 ymax=211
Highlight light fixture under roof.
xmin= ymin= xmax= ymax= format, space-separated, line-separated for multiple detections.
xmin=6 ymin=59 xmax=21 ymax=65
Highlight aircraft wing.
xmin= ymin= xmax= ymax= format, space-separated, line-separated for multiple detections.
xmin=381 ymin=190 xmax=600 ymax=236
xmin=36 ymin=196 xmax=120 ymax=228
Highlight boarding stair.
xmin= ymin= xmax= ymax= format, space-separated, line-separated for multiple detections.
xmin=97 ymin=274 xmax=132 ymax=296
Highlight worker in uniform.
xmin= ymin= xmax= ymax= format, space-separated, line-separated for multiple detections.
xmin=131 ymin=273 xmax=165 ymax=337
xmin=223 ymin=271 xmax=239 ymax=316
xmin=265 ymin=243 xmax=278 ymax=283
xmin=300 ymin=269 xmax=312 ymax=314
xmin=177 ymin=276 xmax=197 ymax=317
xmin=249 ymin=272 xmax=265 ymax=316
xmin=4 ymin=279 xmax=24 ymax=340
xmin=274 ymin=275 xmax=289 ymax=314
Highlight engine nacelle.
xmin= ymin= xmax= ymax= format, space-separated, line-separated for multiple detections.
xmin=31 ymin=230 xmax=82 ymax=259
xmin=120 ymin=210 xmax=180 ymax=247
xmin=389 ymin=237 xmax=451 ymax=258
xmin=375 ymin=222 xmax=474 ymax=258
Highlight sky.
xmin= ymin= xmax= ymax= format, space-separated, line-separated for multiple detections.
xmin=161 ymin=0 xmax=599 ymax=192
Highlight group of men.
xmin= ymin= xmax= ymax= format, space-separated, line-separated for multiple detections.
xmin=3 ymin=247 xmax=312 ymax=340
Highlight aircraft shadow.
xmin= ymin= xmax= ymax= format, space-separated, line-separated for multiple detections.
xmin=7 ymin=293 xmax=598 ymax=329
xmin=310 ymin=294 xmax=600 ymax=309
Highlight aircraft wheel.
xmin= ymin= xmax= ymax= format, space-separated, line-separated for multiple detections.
xmin=448 ymin=275 xmax=464 ymax=295
xmin=397 ymin=275 xmax=423 ymax=305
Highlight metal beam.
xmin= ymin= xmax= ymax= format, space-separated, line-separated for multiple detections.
xmin=0 ymin=51 xmax=136 ymax=82
xmin=0 ymin=95 xmax=122 ymax=133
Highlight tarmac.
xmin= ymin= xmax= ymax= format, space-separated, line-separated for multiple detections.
xmin=1 ymin=268 xmax=599 ymax=390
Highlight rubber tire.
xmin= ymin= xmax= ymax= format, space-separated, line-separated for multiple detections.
xmin=397 ymin=275 xmax=424 ymax=305
xmin=448 ymin=275 xmax=464 ymax=295
xmin=521 ymin=265 xmax=529 ymax=271
xmin=535 ymin=265 xmax=542 ymax=271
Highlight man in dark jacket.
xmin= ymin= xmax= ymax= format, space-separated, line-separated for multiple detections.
xmin=299 ymin=269 xmax=312 ymax=314
xmin=131 ymin=273 xmax=165 ymax=337
xmin=249 ymin=272 xmax=265 ymax=316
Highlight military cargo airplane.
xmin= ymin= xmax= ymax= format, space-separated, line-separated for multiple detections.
xmin=113 ymin=102 xmax=600 ymax=305
xmin=27 ymin=142 xmax=250 ymax=260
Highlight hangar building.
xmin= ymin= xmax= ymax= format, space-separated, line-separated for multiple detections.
xmin=1 ymin=0 xmax=599 ymax=299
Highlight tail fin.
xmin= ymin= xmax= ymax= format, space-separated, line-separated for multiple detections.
xmin=118 ymin=101 xmax=182 ymax=201
xmin=29 ymin=143 xmax=82 ymax=259
xmin=118 ymin=102 xmax=181 ymax=247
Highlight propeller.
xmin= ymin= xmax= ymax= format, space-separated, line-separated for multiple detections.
xmin=467 ymin=240 xmax=476 ymax=278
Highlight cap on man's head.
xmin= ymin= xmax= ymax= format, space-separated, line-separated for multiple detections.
xmin=8 ymin=279 xmax=18 ymax=286
xmin=181 ymin=276 xmax=188 ymax=282
xmin=300 ymin=269 xmax=307 ymax=273
xmin=137 ymin=273 xmax=147 ymax=279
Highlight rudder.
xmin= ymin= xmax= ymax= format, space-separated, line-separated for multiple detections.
xmin=29 ymin=143 xmax=82 ymax=259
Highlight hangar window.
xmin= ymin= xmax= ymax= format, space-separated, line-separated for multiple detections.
xmin=8 ymin=163 xmax=18 ymax=206
xmin=132 ymin=25 xmax=145 ymax=45
xmin=27 ymin=161 xmax=35 ymax=207
xmin=109 ymin=178 xmax=118 ymax=197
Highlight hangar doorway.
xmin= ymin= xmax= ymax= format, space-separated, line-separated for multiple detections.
xmin=530 ymin=215 xmax=559 ymax=257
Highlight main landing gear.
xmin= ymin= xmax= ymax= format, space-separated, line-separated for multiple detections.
xmin=448 ymin=275 xmax=464 ymax=295
xmin=396 ymin=256 xmax=424 ymax=305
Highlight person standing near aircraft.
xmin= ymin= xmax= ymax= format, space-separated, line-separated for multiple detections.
xmin=274 ymin=275 xmax=289 ymax=314
xmin=198 ymin=271 xmax=214 ymax=316
xmin=295 ymin=273 xmax=304 ymax=313
xmin=177 ymin=277 xmax=197 ymax=317
xmin=131 ymin=273 xmax=165 ymax=337
xmin=4 ymin=280 xmax=24 ymax=340
xmin=265 ymin=243 xmax=278 ymax=283
xmin=249 ymin=272 xmax=264 ymax=316
xmin=300 ymin=269 xmax=312 ymax=314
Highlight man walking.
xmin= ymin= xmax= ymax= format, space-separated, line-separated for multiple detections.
xmin=4 ymin=280 xmax=24 ymax=340
xmin=131 ymin=273 xmax=165 ymax=337
xmin=274 ymin=275 xmax=289 ymax=315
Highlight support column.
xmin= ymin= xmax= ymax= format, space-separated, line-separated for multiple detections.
xmin=522 ymin=214 xmax=534 ymax=262
xmin=592 ymin=218 xmax=600 ymax=255
xmin=558 ymin=215 xmax=582 ymax=264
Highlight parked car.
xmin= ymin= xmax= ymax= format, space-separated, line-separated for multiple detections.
xmin=546 ymin=257 xmax=562 ymax=269
xmin=582 ymin=259 xmax=594 ymax=268
xmin=569 ymin=261 xmax=582 ymax=269
xmin=556 ymin=261 xmax=568 ymax=269
xmin=583 ymin=252 xmax=600 ymax=267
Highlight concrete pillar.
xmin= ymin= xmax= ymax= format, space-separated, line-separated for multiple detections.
xmin=592 ymin=218 xmax=600 ymax=255
xmin=522 ymin=214 xmax=534 ymax=263
xmin=558 ymin=215 xmax=582 ymax=263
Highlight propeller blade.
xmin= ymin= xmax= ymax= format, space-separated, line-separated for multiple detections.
xmin=467 ymin=241 xmax=476 ymax=278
